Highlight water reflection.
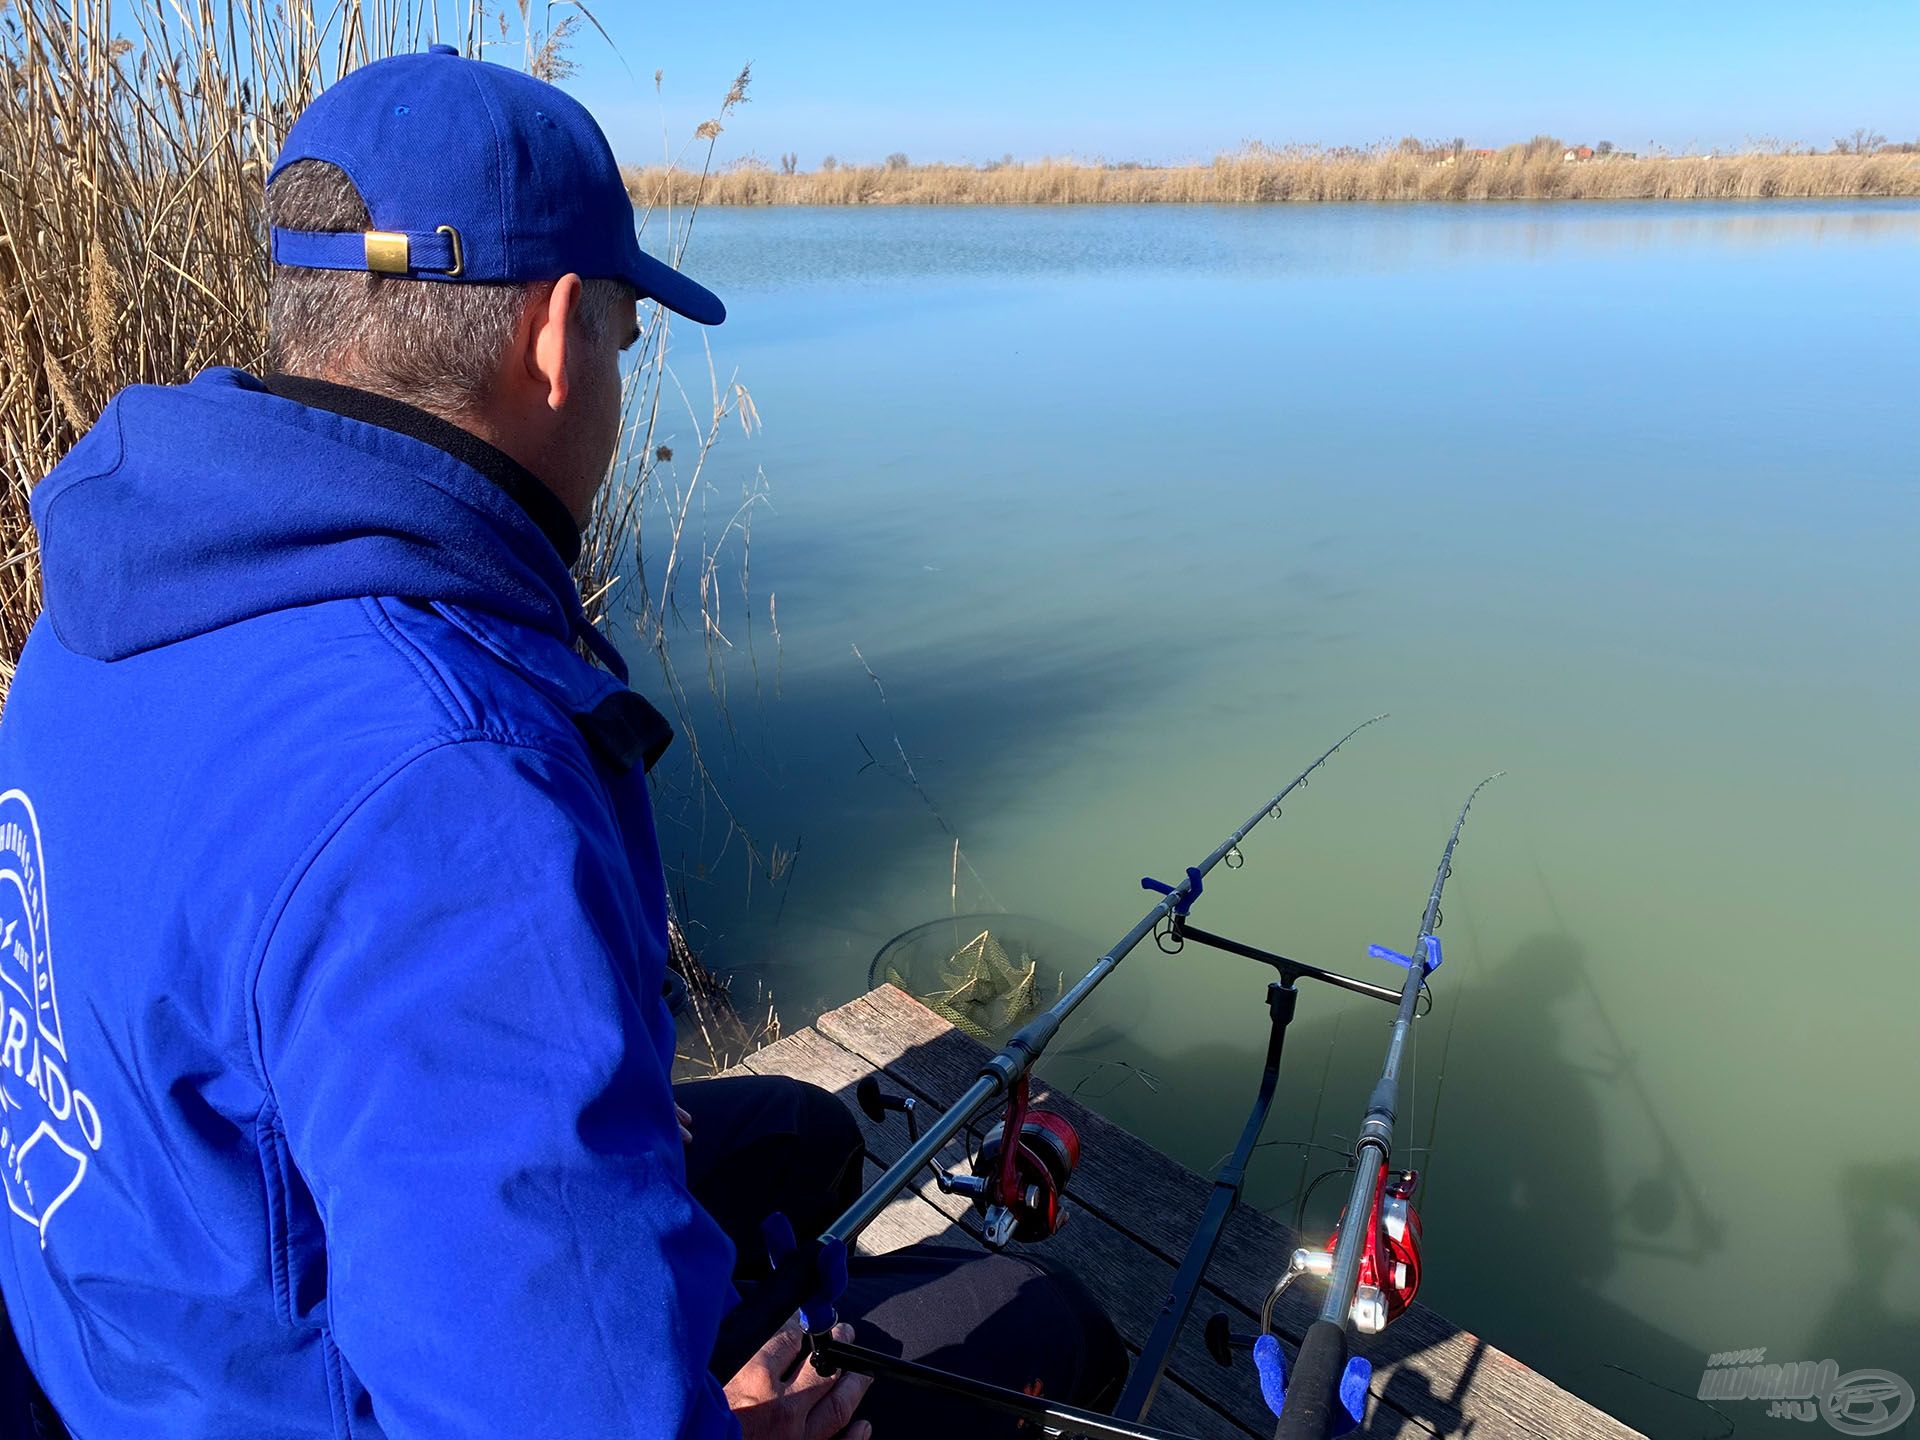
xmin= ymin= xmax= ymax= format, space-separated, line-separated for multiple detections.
xmin=631 ymin=198 xmax=1920 ymax=1433
xmin=681 ymin=199 xmax=1920 ymax=292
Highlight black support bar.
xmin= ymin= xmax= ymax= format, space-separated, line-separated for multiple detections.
xmin=809 ymin=1335 xmax=1199 ymax=1440
xmin=1174 ymin=921 xmax=1403 ymax=1006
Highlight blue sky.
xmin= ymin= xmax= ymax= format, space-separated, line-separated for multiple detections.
xmin=554 ymin=1 xmax=1920 ymax=167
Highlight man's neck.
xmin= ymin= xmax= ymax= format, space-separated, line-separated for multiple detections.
xmin=261 ymin=373 xmax=582 ymax=567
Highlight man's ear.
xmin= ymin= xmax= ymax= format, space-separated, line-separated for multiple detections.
xmin=526 ymin=273 xmax=584 ymax=412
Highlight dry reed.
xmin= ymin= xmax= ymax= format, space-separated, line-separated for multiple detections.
xmin=0 ymin=0 xmax=497 ymax=697
xmin=1 ymin=0 xmax=782 ymax=1056
xmin=626 ymin=144 xmax=1920 ymax=208
xmin=0 ymin=1 xmax=757 ymax=691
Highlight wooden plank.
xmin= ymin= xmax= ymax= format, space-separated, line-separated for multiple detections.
xmin=772 ymin=1011 xmax=1413 ymax=1437
xmin=818 ymin=984 xmax=1645 ymax=1440
xmin=739 ymin=1029 xmax=970 ymax=1254
xmin=816 ymin=989 xmax=1214 ymax=1257
xmin=845 ymin=1159 xmax=1257 ymax=1440
xmin=742 ymin=1029 xmax=1264 ymax=1438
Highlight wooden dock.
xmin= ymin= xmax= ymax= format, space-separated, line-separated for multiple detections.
xmin=730 ymin=984 xmax=1644 ymax=1439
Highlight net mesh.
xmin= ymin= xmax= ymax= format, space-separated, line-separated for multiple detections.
xmin=876 ymin=922 xmax=1064 ymax=1044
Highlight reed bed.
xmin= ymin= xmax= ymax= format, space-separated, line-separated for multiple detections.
xmin=0 ymin=1 xmax=758 ymax=726
xmin=1 ymin=3 xmax=783 ymax=1055
xmin=627 ymin=145 xmax=1920 ymax=207
xmin=0 ymin=0 xmax=728 ymax=681
xmin=0 ymin=0 xmax=488 ymax=696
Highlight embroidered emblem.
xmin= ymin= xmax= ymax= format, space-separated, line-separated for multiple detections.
xmin=0 ymin=790 xmax=103 ymax=1246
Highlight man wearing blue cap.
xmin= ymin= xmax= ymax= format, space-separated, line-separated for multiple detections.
xmin=0 ymin=45 xmax=1122 ymax=1440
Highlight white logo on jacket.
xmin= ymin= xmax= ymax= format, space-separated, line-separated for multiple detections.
xmin=0 ymin=789 xmax=102 ymax=1247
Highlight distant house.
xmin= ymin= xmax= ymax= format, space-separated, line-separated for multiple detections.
xmin=1471 ymin=148 xmax=1497 ymax=157
xmin=1562 ymin=146 xmax=1596 ymax=162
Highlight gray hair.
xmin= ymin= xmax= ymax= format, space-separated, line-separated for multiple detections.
xmin=264 ymin=160 xmax=632 ymax=417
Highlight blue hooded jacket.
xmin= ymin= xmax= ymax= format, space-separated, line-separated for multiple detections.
xmin=0 ymin=368 xmax=739 ymax=1438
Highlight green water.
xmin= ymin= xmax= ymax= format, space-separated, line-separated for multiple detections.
xmin=627 ymin=201 xmax=1920 ymax=1435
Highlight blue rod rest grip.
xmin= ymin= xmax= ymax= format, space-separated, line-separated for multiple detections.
xmin=760 ymin=1213 xmax=848 ymax=1334
xmin=1252 ymin=1334 xmax=1288 ymax=1417
xmin=1370 ymin=935 xmax=1442 ymax=973
xmin=1338 ymin=1356 xmax=1373 ymax=1432
xmin=1252 ymin=1335 xmax=1370 ymax=1435
xmin=801 ymin=1237 xmax=848 ymax=1335
xmin=1140 ymin=865 xmax=1204 ymax=916
xmin=760 ymin=1211 xmax=796 ymax=1272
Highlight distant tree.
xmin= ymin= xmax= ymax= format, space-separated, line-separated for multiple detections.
xmin=778 ymin=151 xmax=797 ymax=175
xmin=1833 ymin=128 xmax=1887 ymax=155
xmin=819 ymin=154 xmax=838 ymax=172
xmin=1595 ymin=140 xmax=1615 ymax=156
xmin=884 ymin=151 xmax=910 ymax=172
xmin=1450 ymin=137 xmax=1467 ymax=157
xmin=1524 ymin=134 xmax=1565 ymax=160
xmin=1396 ymin=134 xmax=1423 ymax=156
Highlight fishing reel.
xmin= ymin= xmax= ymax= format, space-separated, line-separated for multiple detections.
xmin=857 ymin=1074 xmax=1079 ymax=1249
xmin=973 ymin=1092 xmax=1079 ymax=1245
xmin=1252 ymin=1168 xmax=1423 ymax=1340
xmin=1330 ymin=1167 xmax=1423 ymax=1333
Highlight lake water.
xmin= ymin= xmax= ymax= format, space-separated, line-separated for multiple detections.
xmin=623 ymin=202 xmax=1920 ymax=1435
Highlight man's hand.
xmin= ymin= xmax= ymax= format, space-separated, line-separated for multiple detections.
xmin=725 ymin=1319 xmax=873 ymax=1440
xmin=677 ymin=1104 xmax=693 ymax=1146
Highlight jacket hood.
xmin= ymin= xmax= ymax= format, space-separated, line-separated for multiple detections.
xmin=32 ymin=367 xmax=624 ymax=677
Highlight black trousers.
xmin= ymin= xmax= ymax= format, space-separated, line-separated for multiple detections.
xmin=678 ymin=1075 xmax=1129 ymax=1438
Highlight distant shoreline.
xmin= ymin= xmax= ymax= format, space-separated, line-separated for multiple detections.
xmin=625 ymin=147 xmax=1920 ymax=207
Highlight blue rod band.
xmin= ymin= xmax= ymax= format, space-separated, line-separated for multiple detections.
xmin=1370 ymin=936 xmax=1443 ymax=973
xmin=1140 ymin=865 xmax=1204 ymax=916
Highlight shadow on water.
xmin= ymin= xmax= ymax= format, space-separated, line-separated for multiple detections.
xmin=645 ymin=628 xmax=1185 ymax=1013
xmin=1803 ymin=1160 xmax=1920 ymax=1435
xmin=1065 ymin=930 xmax=1750 ymax=1435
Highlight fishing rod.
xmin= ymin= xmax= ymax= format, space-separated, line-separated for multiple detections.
xmin=1261 ymin=774 xmax=1502 ymax=1440
xmin=709 ymin=715 xmax=1387 ymax=1388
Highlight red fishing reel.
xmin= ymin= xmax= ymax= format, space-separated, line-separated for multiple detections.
xmin=1325 ymin=1168 xmax=1423 ymax=1333
xmin=856 ymin=1072 xmax=1080 ymax=1249
xmin=972 ymin=1077 xmax=1079 ymax=1246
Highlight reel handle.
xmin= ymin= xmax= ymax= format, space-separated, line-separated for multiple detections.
xmin=855 ymin=1075 xmax=919 ymax=1142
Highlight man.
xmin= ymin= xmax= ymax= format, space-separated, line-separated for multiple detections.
xmin=0 ymin=46 xmax=1123 ymax=1439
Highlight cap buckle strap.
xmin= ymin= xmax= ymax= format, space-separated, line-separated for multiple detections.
xmin=363 ymin=231 xmax=410 ymax=274
xmin=358 ymin=227 xmax=462 ymax=277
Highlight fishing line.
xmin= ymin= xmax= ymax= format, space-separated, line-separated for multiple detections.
xmin=1293 ymin=1007 xmax=1343 ymax=1224
xmin=1293 ymin=1162 xmax=1356 ymax=1235
xmin=1417 ymin=874 xmax=1484 ymax=1212
xmin=1211 ymin=1137 xmax=1350 ymax=1176
xmin=1066 ymin=1058 xmax=1163 ymax=1100
xmin=1599 ymin=1365 xmax=1736 ymax=1440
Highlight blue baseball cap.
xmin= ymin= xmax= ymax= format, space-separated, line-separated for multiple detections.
xmin=268 ymin=44 xmax=723 ymax=325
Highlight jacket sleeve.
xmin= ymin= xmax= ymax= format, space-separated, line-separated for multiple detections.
xmin=254 ymin=736 xmax=740 ymax=1439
